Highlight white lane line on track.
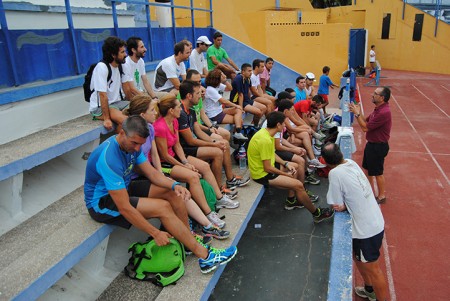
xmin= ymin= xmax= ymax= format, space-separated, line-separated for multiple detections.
xmin=391 ymin=93 xmax=450 ymax=186
xmin=411 ymin=84 xmax=449 ymax=119
xmin=441 ymin=85 xmax=450 ymax=92
xmin=383 ymin=236 xmax=397 ymax=301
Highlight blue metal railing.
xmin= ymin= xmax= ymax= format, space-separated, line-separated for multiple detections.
xmin=0 ymin=0 xmax=213 ymax=88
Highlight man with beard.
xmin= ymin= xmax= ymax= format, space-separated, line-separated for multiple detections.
xmin=89 ymin=36 xmax=129 ymax=131
xmin=122 ymin=36 xmax=158 ymax=101
xmin=153 ymin=40 xmax=190 ymax=98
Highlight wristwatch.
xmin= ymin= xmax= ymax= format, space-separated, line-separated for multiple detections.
xmin=355 ymin=114 xmax=360 ymax=118
xmin=284 ymin=161 xmax=289 ymax=167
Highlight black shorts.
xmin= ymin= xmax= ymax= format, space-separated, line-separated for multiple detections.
xmin=253 ymin=173 xmax=279 ymax=187
xmin=353 ymin=230 xmax=384 ymax=263
xmin=276 ymin=150 xmax=294 ymax=162
xmin=183 ymin=146 xmax=199 ymax=157
xmin=88 ymin=177 xmax=151 ymax=229
xmin=210 ymin=111 xmax=227 ymax=124
xmin=363 ymin=142 xmax=389 ymax=176
xmin=243 ymin=98 xmax=254 ymax=108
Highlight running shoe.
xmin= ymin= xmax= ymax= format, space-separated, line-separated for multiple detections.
xmin=284 ymin=198 xmax=304 ymax=210
xmin=226 ymin=175 xmax=250 ymax=188
xmin=207 ymin=211 xmax=226 ymax=229
xmin=313 ymin=207 xmax=335 ymax=223
xmin=354 ymin=287 xmax=376 ymax=301
xmin=186 ymin=232 xmax=213 ymax=255
xmin=305 ymin=173 xmax=321 ymax=185
xmin=221 ymin=185 xmax=238 ymax=200
xmin=199 ymin=246 xmax=238 ymax=274
xmin=308 ymin=158 xmax=327 ymax=169
xmin=216 ymin=194 xmax=240 ymax=209
xmin=232 ymin=132 xmax=248 ymax=141
xmin=202 ymin=225 xmax=230 ymax=240
xmin=306 ymin=189 xmax=319 ymax=202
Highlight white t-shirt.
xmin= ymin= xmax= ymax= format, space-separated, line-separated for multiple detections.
xmin=327 ymin=159 xmax=384 ymax=239
xmin=189 ymin=49 xmax=207 ymax=75
xmin=123 ymin=56 xmax=146 ymax=92
xmin=369 ymin=49 xmax=376 ymax=63
xmin=250 ymin=73 xmax=260 ymax=87
xmin=89 ymin=62 xmax=128 ymax=112
xmin=204 ymin=84 xmax=226 ymax=118
xmin=153 ymin=55 xmax=186 ymax=92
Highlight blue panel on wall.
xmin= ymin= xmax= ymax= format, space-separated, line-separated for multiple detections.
xmin=349 ymin=29 xmax=366 ymax=68
xmin=76 ymin=28 xmax=113 ymax=73
xmin=0 ymin=30 xmax=15 ymax=88
xmin=9 ymin=29 xmax=76 ymax=85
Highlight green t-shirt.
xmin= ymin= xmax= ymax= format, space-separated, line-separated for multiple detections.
xmin=206 ymin=46 xmax=229 ymax=71
xmin=247 ymin=128 xmax=275 ymax=180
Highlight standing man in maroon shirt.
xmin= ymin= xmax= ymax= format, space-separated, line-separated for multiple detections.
xmin=349 ymin=87 xmax=392 ymax=204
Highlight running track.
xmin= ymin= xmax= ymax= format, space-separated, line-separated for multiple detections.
xmin=353 ymin=70 xmax=450 ymax=301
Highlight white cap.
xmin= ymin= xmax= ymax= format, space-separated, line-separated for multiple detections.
xmin=306 ymin=72 xmax=316 ymax=81
xmin=196 ymin=36 xmax=212 ymax=45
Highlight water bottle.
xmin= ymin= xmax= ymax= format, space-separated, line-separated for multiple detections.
xmin=340 ymin=135 xmax=353 ymax=159
xmin=238 ymin=146 xmax=247 ymax=170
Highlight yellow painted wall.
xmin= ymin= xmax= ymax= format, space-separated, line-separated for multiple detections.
xmin=210 ymin=0 xmax=449 ymax=77
xmin=330 ymin=0 xmax=450 ymax=75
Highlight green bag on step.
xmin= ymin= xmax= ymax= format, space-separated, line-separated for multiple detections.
xmin=124 ymin=237 xmax=185 ymax=287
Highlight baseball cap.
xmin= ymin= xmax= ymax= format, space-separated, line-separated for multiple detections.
xmin=196 ymin=36 xmax=212 ymax=45
xmin=277 ymin=91 xmax=294 ymax=101
xmin=305 ymin=72 xmax=316 ymax=81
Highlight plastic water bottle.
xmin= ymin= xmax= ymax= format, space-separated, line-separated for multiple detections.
xmin=340 ymin=135 xmax=353 ymax=159
xmin=238 ymin=146 xmax=247 ymax=170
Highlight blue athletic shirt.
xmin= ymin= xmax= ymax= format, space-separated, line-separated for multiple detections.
xmin=294 ymin=86 xmax=306 ymax=104
xmin=318 ymin=74 xmax=334 ymax=95
xmin=84 ymin=136 xmax=147 ymax=216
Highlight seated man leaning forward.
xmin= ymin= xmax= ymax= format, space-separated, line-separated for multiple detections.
xmin=153 ymin=40 xmax=190 ymax=99
xmin=89 ymin=36 xmax=129 ymax=131
xmin=322 ymin=143 xmax=387 ymax=301
xmin=206 ymin=31 xmax=240 ymax=79
xmin=83 ymin=116 xmax=237 ymax=274
xmin=247 ymin=111 xmax=334 ymax=223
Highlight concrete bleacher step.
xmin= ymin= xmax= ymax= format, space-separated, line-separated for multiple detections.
xmin=0 ymin=114 xmax=107 ymax=235
xmin=0 ymin=186 xmax=115 ymax=301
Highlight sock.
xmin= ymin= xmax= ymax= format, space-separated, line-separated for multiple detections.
xmin=203 ymin=223 xmax=213 ymax=230
xmin=313 ymin=208 xmax=320 ymax=216
xmin=365 ymin=285 xmax=374 ymax=293
xmin=236 ymin=127 xmax=242 ymax=133
xmin=287 ymin=196 xmax=295 ymax=202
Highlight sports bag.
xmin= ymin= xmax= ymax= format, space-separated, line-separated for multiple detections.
xmin=124 ymin=237 xmax=186 ymax=287
xmin=83 ymin=60 xmax=124 ymax=102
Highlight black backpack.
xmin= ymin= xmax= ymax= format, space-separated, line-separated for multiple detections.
xmin=83 ymin=60 xmax=124 ymax=102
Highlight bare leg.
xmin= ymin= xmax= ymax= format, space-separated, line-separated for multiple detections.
xmin=268 ymin=175 xmax=317 ymax=213
xmin=193 ymin=147 xmax=224 ymax=190
xmin=375 ymin=175 xmax=386 ymax=199
xmin=136 ymin=198 xmax=208 ymax=259
xmin=354 ymin=257 xmax=388 ymax=301
xmin=169 ymin=165 xmax=212 ymax=215
xmin=148 ymin=185 xmax=189 ymax=228
xmin=187 ymin=156 xmax=223 ymax=198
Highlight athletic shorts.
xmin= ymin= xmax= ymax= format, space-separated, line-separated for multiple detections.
xmin=183 ymin=146 xmax=199 ymax=157
xmin=318 ymin=94 xmax=329 ymax=103
xmin=276 ymin=150 xmax=294 ymax=162
xmin=253 ymin=173 xmax=279 ymax=187
xmin=353 ymin=230 xmax=384 ymax=263
xmin=88 ymin=177 xmax=151 ymax=229
xmin=210 ymin=111 xmax=227 ymax=124
xmin=363 ymin=142 xmax=389 ymax=176
xmin=243 ymin=98 xmax=254 ymax=108
xmin=90 ymin=100 xmax=130 ymax=117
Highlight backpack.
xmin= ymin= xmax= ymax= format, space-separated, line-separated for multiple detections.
xmin=83 ymin=60 xmax=124 ymax=102
xmin=124 ymin=238 xmax=186 ymax=287
xmin=233 ymin=125 xmax=260 ymax=164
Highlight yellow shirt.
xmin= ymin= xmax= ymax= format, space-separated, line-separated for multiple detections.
xmin=247 ymin=128 xmax=275 ymax=180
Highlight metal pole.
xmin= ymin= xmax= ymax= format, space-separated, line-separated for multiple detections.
xmin=64 ymin=0 xmax=81 ymax=74
xmin=170 ymin=0 xmax=177 ymax=43
xmin=112 ymin=0 xmax=119 ymax=37
xmin=0 ymin=0 xmax=20 ymax=86
xmin=275 ymin=0 xmax=280 ymax=10
xmin=435 ymin=0 xmax=441 ymax=37
xmin=190 ymin=0 xmax=195 ymax=42
xmin=209 ymin=0 xmax=213 ymax=28
xmin=402 ymin=0 xmax=406 ymax=20
xmin=145 ymin=3 xmax=154 ymax=61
